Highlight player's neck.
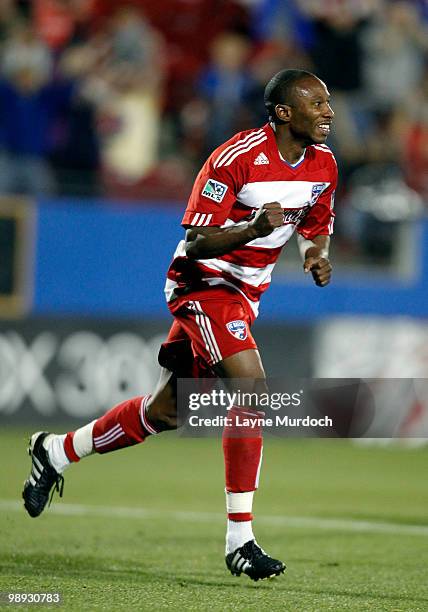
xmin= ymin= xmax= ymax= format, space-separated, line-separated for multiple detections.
xmin=273 ymin=127 xmax=306 ymax=165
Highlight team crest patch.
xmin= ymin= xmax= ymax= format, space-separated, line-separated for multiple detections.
xmin=226 ymin=320 xmax=247 ymax=341
xmin=310 ymin=183 xmax=328 ymax=204
xmin=202 ymin=179 xmax=228 ymax=203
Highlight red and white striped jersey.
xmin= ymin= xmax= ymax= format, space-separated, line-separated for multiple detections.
xmin=165 ymin=122 xmax=337 ymax=317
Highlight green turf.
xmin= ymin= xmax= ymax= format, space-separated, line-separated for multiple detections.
xmin=1 ymin=429 xmax=427 ymax=611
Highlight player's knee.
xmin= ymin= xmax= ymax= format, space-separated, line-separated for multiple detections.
xmin=146 ymin=400 xmax=178 ymax=431
xmin=150 ymin=414 xmax=178 ymax=431
xmin=215 ymin=349 xmax=266 ymax=381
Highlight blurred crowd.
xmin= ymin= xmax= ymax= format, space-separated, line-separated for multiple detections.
xmin=0 ymin=0 xmax=427 ymax=263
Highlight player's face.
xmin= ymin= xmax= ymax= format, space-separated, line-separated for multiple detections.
xmin=287 ymin=78 xmax=334 ymax=145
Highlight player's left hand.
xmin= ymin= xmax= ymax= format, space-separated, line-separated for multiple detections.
xmin=303 ymin=256 xmax=332 ymax=287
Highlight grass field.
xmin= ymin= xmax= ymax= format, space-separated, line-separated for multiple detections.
xmin=1 ymin=428 xmax=427 ymax=611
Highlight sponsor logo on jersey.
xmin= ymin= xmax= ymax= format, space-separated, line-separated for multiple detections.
xmin=202 ymin=179 xmax=228 ymax=203
xmin=310 ymin=183 xmax=328 ymax=204
xmin=282 ymin=204 xmax=311 ymax=226
xmin=254 ymin=152 xmax=269 ymax=165
xmin=226 ymin=320 xmax=248 ymax=341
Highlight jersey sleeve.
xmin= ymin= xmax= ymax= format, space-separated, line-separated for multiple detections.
xmin=181 ymin=155 xmax=246 ymax=228
xmin=297 ymin=157 xmax=338 ymax=239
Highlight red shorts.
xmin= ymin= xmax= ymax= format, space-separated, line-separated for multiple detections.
xmin=158 ymin=288 xmax=258 ymax=376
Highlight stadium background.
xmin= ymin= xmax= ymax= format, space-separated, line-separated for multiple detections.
xmin=0 ymin=1 xmax=427 ymax=611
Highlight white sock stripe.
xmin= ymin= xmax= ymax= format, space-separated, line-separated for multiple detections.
xmin=255 ymin=445 xmax=263 ymax=489
xmin=221 ymin=136 xmax=268 ymax=167
xmin=140 ymin=398 xmax=158 ymax=436
xmin=93 ymin=423 xmax=122 ymax=442
xmin=195 ymin=301 xmax=222 ymax=362
xmin=188 ymin=301 xmax=218 ymax=364
xmin=93 ymin=425 xmax=124 ymax=445
xmin=214 ymin=129 xmax=264 ymax=168
xmin=94 ymin=426 xmax=124 ymax=446
xmin=93 ymin=424 xmax=122 ymax=442
xmin=94 ymin=430 xmax=125 ymax=448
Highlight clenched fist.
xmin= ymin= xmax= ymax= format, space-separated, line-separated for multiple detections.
xmin=250 ymin=202 xmax=284 ymax=238
xmin=304 ymin=256 xmax=332 ymax=287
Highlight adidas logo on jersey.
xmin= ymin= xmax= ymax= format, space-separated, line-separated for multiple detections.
xmin=254 ymin=152 xmax=269 ymax=165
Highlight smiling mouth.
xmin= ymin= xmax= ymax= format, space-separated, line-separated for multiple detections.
xmin=317 ymin=123 xmax=331 ymax=135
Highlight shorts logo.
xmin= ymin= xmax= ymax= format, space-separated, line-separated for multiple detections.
xmin=311 ymin=183 xmax=328 ymax=204
xmin=226 ymin=320 xmax=247 ymax=341
xmin=202 ymin=179 xmax=228 ymax=203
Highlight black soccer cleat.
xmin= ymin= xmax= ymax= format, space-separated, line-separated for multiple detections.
xmin=22 ymin=431 xmax=64 ymax=518
xmin=226 ymin=540 xmax=286 ymax=582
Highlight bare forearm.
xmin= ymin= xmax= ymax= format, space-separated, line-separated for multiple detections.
xmin=185 ymin=201 xmax=284 ymax=259
xmin=298 ymin=234 xmax=332 ymax=287
xmin=185 ymin=223 xmax=259 ymax=259
xmin=297 ymin=235 xmax=330 ymax=261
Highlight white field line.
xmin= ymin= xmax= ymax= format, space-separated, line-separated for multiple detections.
xmin=1 ymin=499 xmax=428 ymax=536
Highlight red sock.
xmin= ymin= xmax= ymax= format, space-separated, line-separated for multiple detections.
xmin=92 ymin=395 xmax=158 ymax=454
xmin=63 ymin=395 xmax=157 ymax=460
xmin=63 ymin=432 xmax=81 ymax=462
xmin=222 ymin=406 xmax=263 ymax=522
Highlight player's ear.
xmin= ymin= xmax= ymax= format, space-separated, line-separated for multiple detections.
xmin=274 ymin=104 xmax=292 ymax=123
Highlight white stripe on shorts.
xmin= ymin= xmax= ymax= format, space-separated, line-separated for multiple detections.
xmin=191 ymin=300 xmax=222 ymax=363
xmin=188 ymin=301 xmax=218 ymax=364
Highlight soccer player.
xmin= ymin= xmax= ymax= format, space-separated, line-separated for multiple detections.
xmin=23 ymin=69 xmax=336 ymax=581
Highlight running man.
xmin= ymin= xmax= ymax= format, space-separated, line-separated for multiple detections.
xmin=23 ymin=69 xmax=336 ymax=582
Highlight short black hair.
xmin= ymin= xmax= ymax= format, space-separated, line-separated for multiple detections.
xmin=264 ymin=69 xmax=316 ymax=123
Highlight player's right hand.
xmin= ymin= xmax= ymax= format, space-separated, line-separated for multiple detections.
xmin=250 ymin=202 xmax=284 ymax=237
